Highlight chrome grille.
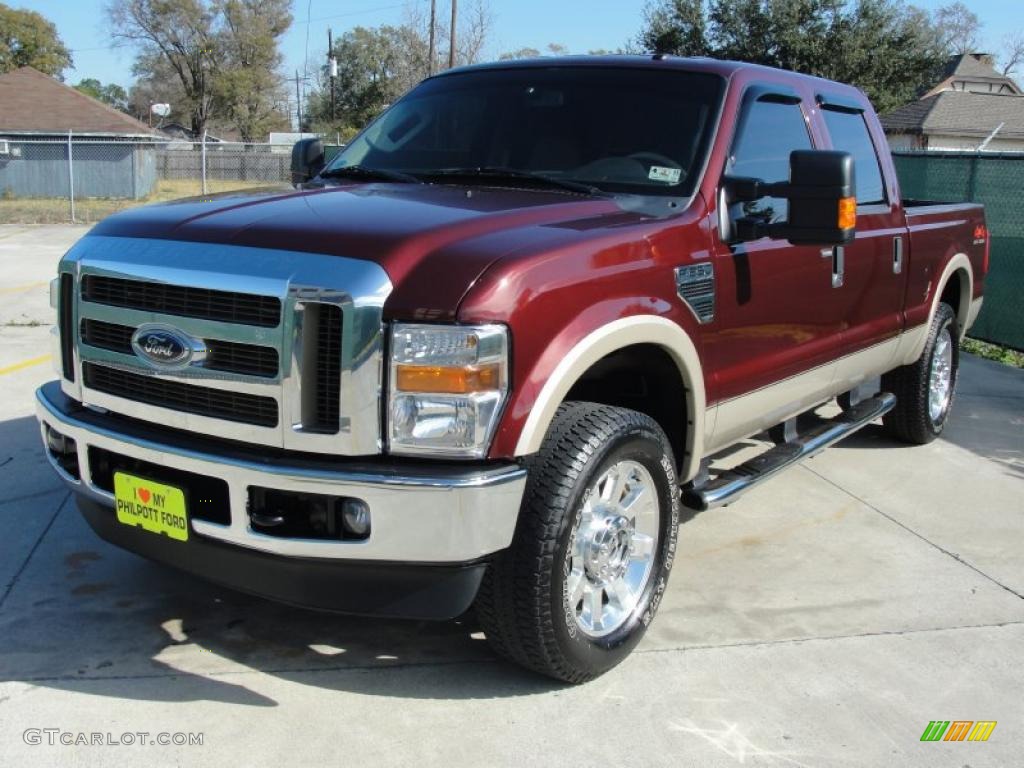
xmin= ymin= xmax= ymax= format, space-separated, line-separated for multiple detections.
xmin=62 ymin=236 xmax=391 ymax=455
xmin=84 ymin=362 xmax=279 ymax=427
xmin=81 ymin=318 xmax=279 ymax=378
xmin=304 ymin=303 xmax=343 ymax=433
xmin=82 ymin=274 xmax=281 ymax=328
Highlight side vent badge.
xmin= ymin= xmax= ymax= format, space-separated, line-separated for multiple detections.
xmin=674 ymin=263 xmax=715 ymax=324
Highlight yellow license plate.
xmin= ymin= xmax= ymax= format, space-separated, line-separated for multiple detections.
xmin=114 ymin=472 xmax=189 ymax=542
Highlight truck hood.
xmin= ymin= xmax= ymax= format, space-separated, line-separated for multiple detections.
xmin=89 ymin=183 xmax=636 ymax=319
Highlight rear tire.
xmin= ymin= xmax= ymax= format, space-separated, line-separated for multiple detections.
xmin=475 ymin=402 xmax=680 ymax=683
xmin=882 ymin=302 xmax=959 ymax=444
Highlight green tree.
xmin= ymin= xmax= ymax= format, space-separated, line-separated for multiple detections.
xmin=637 ymin=0 xmax=947 ymax=113
xmin=74 ymin=78 xmax=131 ymax=112
xmin=639 ymin=0 xmax=708 ymax=57
xmin=305 ymin=25 xmax=428 ymax=135
xmin=127 ymin=50 xmax=188 ymax=125
xmin=0 ymin=3 xmax=72 ymax=78
xmin=499 ymin=46 xmax=541 ymax=60
xmin=108 ymin=0 xmax=291 ymax=140
xmin=215 ymin=0 xmax=291 ymax=141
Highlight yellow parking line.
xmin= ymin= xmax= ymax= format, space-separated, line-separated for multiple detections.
xmin=0 ymin=281 xmax=48 ymax=294
xmin=0 ymin=354 xmax=51 ymax=376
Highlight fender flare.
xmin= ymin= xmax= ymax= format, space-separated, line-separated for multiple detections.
xmin=513 ymin=315 xmax=706 ymax=481
xmin=902 ymin=252 xmax=973 ymax=365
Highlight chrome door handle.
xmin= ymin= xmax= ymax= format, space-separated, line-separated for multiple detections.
xmin=822 ymin=246 xmax=844 ymax=288
xmin=893 ymin=236 xmax=903 ymax=275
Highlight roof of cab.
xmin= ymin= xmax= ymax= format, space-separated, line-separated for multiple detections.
xmin=433 ymin=54 xmax=870 ymax=105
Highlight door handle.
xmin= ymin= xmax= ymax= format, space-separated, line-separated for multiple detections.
xmin=893 ymin=236 xmax=903 ymax=274
xmin=821 ymin=246 xmax=844 ymax=288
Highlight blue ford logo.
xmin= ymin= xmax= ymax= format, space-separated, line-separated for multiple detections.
xmin=131 ymin=324 xmax=205 ymax=370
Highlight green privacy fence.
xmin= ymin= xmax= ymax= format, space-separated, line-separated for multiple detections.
xmin=892 ymin=151 xmax=1024 ymax=351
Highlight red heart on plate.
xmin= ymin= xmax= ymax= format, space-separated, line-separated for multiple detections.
xmin=138 ymin=488 xmax=151 ymax=504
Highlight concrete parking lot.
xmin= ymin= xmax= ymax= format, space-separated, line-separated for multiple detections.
xmin=0 ymin=223 xmax=1021 ymax=767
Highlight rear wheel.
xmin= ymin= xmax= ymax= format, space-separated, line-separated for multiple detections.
xmin=474 ymin=402 xmax=680 ymax=683
xmin=882 ymin=302 xmax=959 ymax=444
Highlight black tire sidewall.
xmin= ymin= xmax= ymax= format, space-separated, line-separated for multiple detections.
xmin=926 ymin=307 xmax=959 ymax=435
xmin=548 ymin=423 xmax=680 ymax=674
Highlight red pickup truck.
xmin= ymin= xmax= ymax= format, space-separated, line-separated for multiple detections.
xmin=36 ymin=56 xmax=987 ymax=682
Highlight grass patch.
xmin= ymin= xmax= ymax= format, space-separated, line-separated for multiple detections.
xmin=961 ymin=337 xmax=1024 ymax=368
xmin=0 ymin=179 xmax=282 ymax=224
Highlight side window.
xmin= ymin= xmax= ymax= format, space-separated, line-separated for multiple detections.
xmin=822 ymin=108 xmax=886 ymax=205
xmin=727 ymin=98 xmax=812 ymax=224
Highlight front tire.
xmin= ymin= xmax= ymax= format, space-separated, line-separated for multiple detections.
xmin=882 ymin=302 xmax=959 ymax=444
xmin=475 ymin=402 xmax=680 ymax=683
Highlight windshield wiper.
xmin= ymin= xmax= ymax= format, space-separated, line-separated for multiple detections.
xmin=319 ymin=165 xmax=422 ymax=184
xmin=422 ymin=167 xmax=607 ymax=196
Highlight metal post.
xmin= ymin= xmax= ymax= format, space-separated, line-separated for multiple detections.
xmin=201 ymin=130 xmax=208 ymax=196
xmin=295 ymin=70 xmax=303 ymax=131
xmin=448 ymin=0 xmax=457 ymax=69
xmin=67 ymin=129 xmax=76 ymax=223
xmin=428 ymin=0 xmax=437 ymax=75
xmin=966 ymin=152 xmax=978 ymax=202
xmin=328 ymin=28 xmax=335 ymax=122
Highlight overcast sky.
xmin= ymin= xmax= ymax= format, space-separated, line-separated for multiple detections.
xmin=16 ymin=0 xmax=1024 ymax=90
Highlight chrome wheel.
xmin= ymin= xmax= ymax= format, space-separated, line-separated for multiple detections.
xmin=928 ymin=327 xmax=953 ymax=423
xmin=565 ymin=460 xmax=660 ymax=638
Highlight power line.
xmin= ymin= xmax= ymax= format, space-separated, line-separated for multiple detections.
xmin=297 ymin=2 xmax=413 ymax=26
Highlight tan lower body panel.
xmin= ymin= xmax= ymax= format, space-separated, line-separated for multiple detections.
xmin=706 ymin=328 xmax=927 ymax=455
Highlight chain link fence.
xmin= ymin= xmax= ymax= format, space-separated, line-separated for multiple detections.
xmin=893 ymin=151 xmax=1024 ymax=351
xmin=3 ymin=139 xmax=1019 ymax=349
xmin=0 ymin=134 xmax=330 ymax=225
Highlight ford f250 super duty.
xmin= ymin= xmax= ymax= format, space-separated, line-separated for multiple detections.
xmin=36 ymin=56 xmax=987 ymax=682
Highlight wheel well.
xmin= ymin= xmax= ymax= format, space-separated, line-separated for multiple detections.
xmin=564 ymin=344 xmax=687 ymax=468
xmin=939 ymin=267 xmax=970 ymax=333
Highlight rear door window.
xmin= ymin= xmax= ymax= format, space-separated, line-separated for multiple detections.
xmin=727 ymin=98 xmax=813 ymax=223
xmin=822 ymin=108 xmax=887 ymax=206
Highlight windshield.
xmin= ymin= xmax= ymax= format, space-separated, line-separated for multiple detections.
xmin=325 ymin=66 xmax=725 ymax=197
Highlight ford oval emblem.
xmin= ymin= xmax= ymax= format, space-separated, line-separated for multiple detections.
xmin=131 ymin=324 xmax=205 ymax=370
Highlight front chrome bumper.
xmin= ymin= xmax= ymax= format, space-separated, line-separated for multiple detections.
xmin=36 ymin=382 xmax=526 ymax=564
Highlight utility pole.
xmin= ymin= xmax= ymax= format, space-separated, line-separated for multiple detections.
xmin=428 ymin=0 xmax=437 ymax=76
xmin=295 ymin=69 xmax=303 ymax=131
xmin=448 ymin=0 xmax=457 ymax=70
xmin=328 ymin=28 xmax=336 ymax=122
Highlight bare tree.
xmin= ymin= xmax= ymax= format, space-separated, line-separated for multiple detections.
xmin=458 ymin=0 xmax=494 ymax=65
xmin=404 ymin=0 xmax=493 ymax=72
xmin=934 ymin=2 xmax=981 ymax=55
xmin=1002 ymin=31 xmax=1024 ymax=77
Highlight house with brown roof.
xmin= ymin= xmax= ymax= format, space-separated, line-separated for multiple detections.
xmin=881 ymin=53 xmax=1024 ymax=152
xmin=0 ymin=66 xmax=158 ymax=199
xmin=0 ymin=65 xmax=155 ymax=137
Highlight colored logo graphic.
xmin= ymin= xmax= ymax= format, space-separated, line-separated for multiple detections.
xmin=920 ymin=721 xmax=996 ymax=742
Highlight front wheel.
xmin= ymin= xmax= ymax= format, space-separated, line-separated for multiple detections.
xmin=882 ymin=302 xmax=960 ymax=444
xmin=474 ymin=402 xmax=680 ymax=683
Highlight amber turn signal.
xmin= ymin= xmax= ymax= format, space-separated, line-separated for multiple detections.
xmin=838 ymin=196 xmax=857 ymax=230
xmin=395 ymin=363 xmax=501 ymax=394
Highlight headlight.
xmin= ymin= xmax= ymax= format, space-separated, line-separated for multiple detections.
xmin=388 ymin=323 xmax=509 ymax=457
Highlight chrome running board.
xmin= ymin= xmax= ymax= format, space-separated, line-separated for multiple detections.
xmin=683 ymin=393 xmax=897 ymax=512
